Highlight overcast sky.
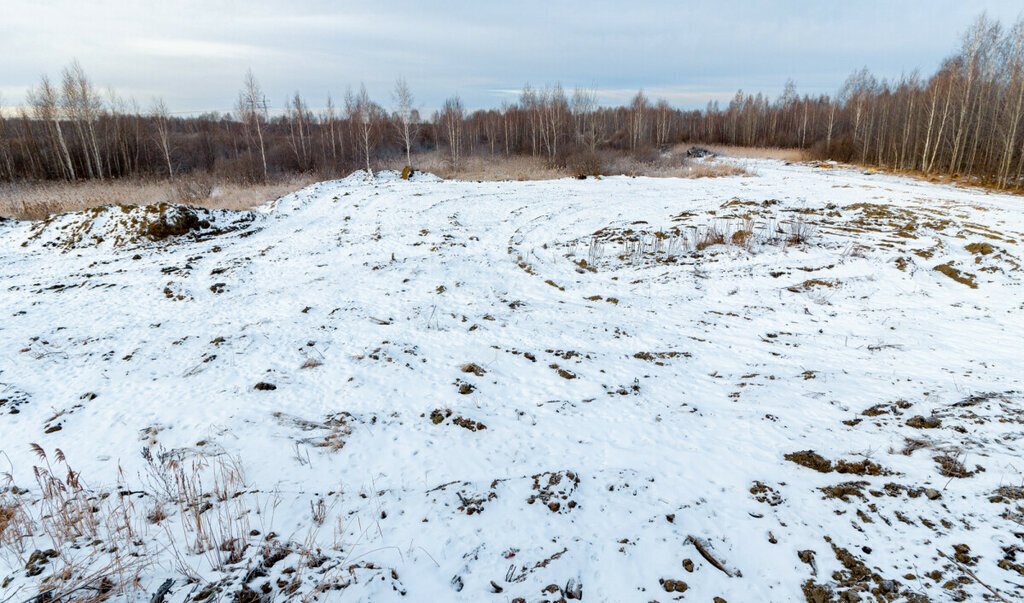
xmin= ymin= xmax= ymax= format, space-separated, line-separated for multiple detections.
xmin=2 ymin=1 xmax=1022 ymax=114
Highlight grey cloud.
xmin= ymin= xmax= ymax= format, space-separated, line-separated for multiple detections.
xmin=1 ymin=0 xmax=1022 ymax=113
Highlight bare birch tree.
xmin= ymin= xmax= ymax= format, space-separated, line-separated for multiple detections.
xmin=347 ymin=84 xmax=378 ymax=176
xmin=439 ymin=95 xmax=465 ymax=169
xmin=237 ymin=70 xmax=268 ymax=181
xmin=392 ymin=78 xmax=418 ymax=168
xmin=28 ymin=76 xmax=75 ymax=180
xmin=151 ymin=97 xmax=174 ymax=177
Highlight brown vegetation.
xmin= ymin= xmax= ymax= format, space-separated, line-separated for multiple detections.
xmin=0 ymin=176 xmax=314 ymax=220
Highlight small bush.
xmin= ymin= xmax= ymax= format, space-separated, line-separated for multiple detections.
xmin=172 ymin=176 xmax=213 ymax=205
xmin=565 ymin=150 xmax=603 ymax=178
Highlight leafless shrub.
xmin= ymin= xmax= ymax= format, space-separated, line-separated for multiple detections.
xmin=172 ymin=176 xmax=213 ymax=205
xmin=784 ymin=219 xmax=815 ymax=245
xmin=566 ymin=150 xmax=603 ymax=178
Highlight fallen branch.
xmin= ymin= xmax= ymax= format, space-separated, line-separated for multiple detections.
xmin=937 ymin=549 xmax=1009 ymax=602
xmin=687 ymin=535 xmax=741 ymax=577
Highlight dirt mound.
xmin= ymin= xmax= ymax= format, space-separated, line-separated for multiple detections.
xmin=22 ymin=202 xmax=255 ymax=251
xmin=686 ymin=146 xmax=716 ymax=158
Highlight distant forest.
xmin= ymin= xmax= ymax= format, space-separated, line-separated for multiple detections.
xmin=1 ymin=15 xmax=1023 ymax=189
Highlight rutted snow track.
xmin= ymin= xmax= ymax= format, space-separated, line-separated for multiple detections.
xmin=1 ymin=161 xmax=1023 ymax=602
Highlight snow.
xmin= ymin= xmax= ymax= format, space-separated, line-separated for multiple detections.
xmin=1 ymin=159 xmax=1023 ymax=601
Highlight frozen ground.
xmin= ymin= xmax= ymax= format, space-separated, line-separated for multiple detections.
xmin=1 ymin=159 xmax=1023 ymax=602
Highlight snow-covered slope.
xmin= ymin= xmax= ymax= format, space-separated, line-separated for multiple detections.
xmin=1 ymin=161 xmax=1022 ymax=602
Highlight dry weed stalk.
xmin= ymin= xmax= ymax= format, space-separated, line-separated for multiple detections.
xmin=1 ymin=446 xmax=390 ymax=601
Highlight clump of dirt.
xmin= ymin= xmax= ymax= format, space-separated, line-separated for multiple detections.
xmin=452 ymin=416 xmax=486 ymax=431
xmin=633 ymin=351 xmax=689 ymax=365
xmin=461 ymin=363 xmax=486 ymax=376
xmin=989 ymin=486 xmax=1024 ymax=503
xmin=801 ymin=580 xmax=833 ymax=603
xmin=750 ymin=481 xmax=784 ymax=506
xmin=953 ymin=544 xmax=978 ymax=566
xmin=965 ymin=242 xmax=995 ymax=256
xmin=998 ymin=552 xmax=1024 ymax=578
xmin=934 ymin=455 xmax=982 ymax=478
xmin=253 ymin=382 xmax=276 ymax=391
xmin=143 ymin=204 xmax=210 ymax=240
xmin=429 ymin=409 xmax=452 ymax=424
xmin=802 ymin=537 xmax=909 ymax=602
xmin=933 ymin=263 xmax=978 ymax=288
xmin=549 ymin=364 xmax=576 ymax=379
xmin=786 ymin=451 xmax=833 ymax=473
xmin=862 ymin=403 xmax=894 ymax=416
xmin=786 ymin=451 xmax=892 ymax=476
xmin=820 ymin=481 xmax=868 ymax=502
xmin=0 ymin=386 xmax=30 ymax=415
xmin=526 ymin=471 xmax=579 ymax=513
xmin=426 ymin=409 xmax=484 ymax=431
xmin=880 ymin=482 xmax=939 ymax=500
xmin=455 ymin=487 xmax=496 ymax=515
xmin=659 ymin=578 xmax=688 ymax=593
xmin=834 ymin=459 xmax=891 ymax=476
xmin=906 ymin=415 xmax=941 ymax=429
xmin=798 ymin=550 xmax=817 ymax=575
xmin=787 ymin=279 xmax=839 ymax=293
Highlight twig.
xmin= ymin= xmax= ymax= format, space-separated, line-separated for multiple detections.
xmin=937 ymin=549 xmax=1009 ymax=602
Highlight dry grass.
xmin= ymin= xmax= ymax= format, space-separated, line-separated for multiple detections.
xmin=1 ymin=445 xmax=381 ymax=601
xmin=0 ymin=176 xmax=317 ymax=220
xmin=2 ymin=149 xmax=756 ymax=221
xmin=392 ymin=150 xmax=754 ymax=181
xmin=385 ymin=151 xmax=569 ymax=181
xmin=686 ymin=161 xmax=752 ymax=178
xmin=702 ymin=144 xmax=808 ymax=162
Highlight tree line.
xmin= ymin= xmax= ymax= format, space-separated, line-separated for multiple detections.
xmin=1 ymin=15 xmax=1022 ymax=189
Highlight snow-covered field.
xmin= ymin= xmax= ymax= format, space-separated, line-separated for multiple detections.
xmin=1 ymin=159 xmax=1023 ymax=602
